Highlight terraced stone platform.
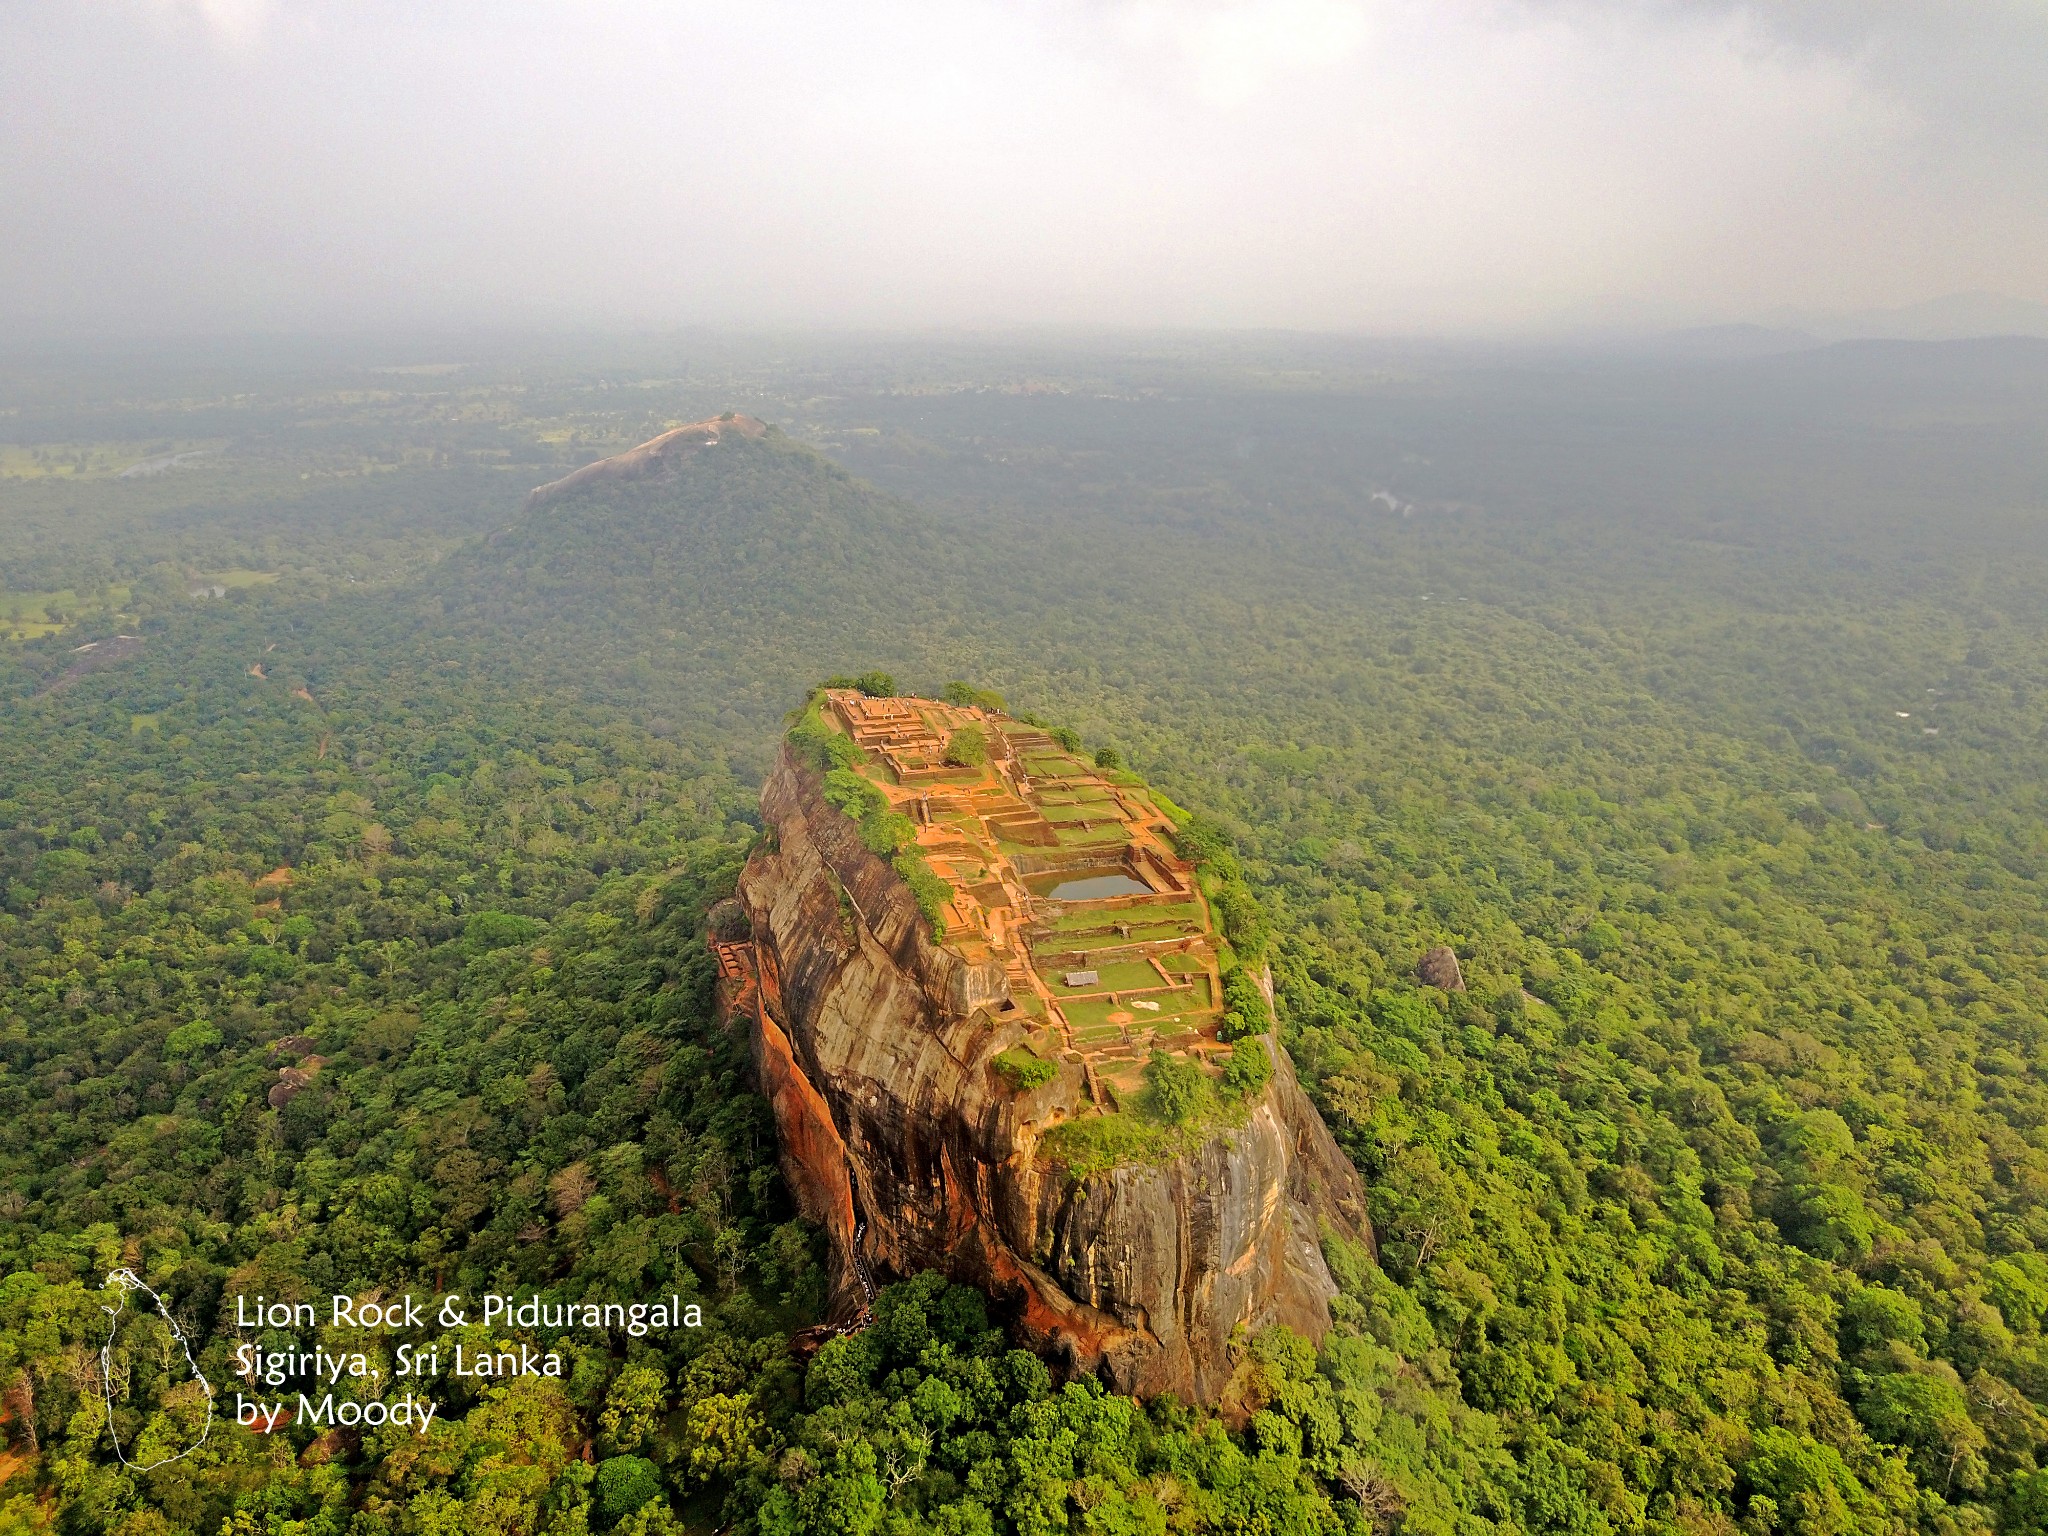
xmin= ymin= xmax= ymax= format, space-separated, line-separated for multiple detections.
xmin=820 ymin=690 xmax=1225 ymax=1107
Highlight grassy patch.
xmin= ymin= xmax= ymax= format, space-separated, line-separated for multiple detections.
xmin=893 ymin=849 xmax=953 ymax=938
xmin=1038 ymin=1092 xmax=1252 ymax=1180
xmin=1040 ymin=1113 xmax=1179 ymax=1177
xmin=1053 ymin=824 xmax=1129 ymax=848
xmin=194 ymin=568 xmax=281 ymax=590
xmin=1037 ymin=786 xmax=1115 ymax=807
xmin=2 ymin=569 xmax=279 ymax=639
xmin=1023 ymin=755 xmax=1091 ymax=779
xmin=1049 ymin=902 xmax=1203 ymax=933
xmin=1052 ymin=959 xmax=1163 ymax=992
xmin=1040 ymin=802 xmax=1116 ymax=825
xmin=0 ymin=441 xmax=216 ymax=480
xmin=1 ymin=585 xmax=133 ymax=638
xmin=1031 ymin=930 xmax=1160 ymax=955
xmin=1115 ymin=982 xmax=1208 ymax=1017
xmin=1060 ymin=997 xmax=1129 ymax=1032
xmin=786 ymin=694 xmax=862 ymax=772
xmin=993 ymin=1046 xmax=1057 ymax=1092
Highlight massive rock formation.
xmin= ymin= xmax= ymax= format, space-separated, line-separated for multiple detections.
xmin=736 ymin=746 xmax=1371 ymax=1403
xmin=523 ymin=412 xmax=767 ymax=511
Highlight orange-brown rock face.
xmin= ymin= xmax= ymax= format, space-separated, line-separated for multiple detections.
xmin=737 ymin=748 xmax=1372 ymax=1402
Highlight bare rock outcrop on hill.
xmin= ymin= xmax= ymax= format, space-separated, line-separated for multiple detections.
xmin=1417 ymin=944 xmax=1466 ymax=992
xmin=522 ymin=412 xmax=767 ymax=512
xmin=38 ymin=634 xmax=145 ymax=696
xmin=735 ymin=748 xmax=1371 ymax=1403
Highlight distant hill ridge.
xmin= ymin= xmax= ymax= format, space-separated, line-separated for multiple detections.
xmin=431 ymin=410 xmax=964 ymax=729
xmin=522 ymin=411 xmax=768 ymax=511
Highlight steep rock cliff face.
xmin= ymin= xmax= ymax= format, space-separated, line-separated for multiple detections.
xmin=737 ymin=749 xmax=1371 ymax=1402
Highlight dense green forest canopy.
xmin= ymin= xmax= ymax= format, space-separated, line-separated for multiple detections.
xmin=2 ymin=335 xmax=2048 ymax=1535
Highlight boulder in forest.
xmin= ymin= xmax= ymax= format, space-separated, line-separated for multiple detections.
xmin=1416 ymin=945 xmax=1465 ymax=991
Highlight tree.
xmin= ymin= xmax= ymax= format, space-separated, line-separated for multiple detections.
xmin=684 ymin=1392 xmax=774 ymax=1485
xmin=943 ymin=681 xmax=1005 ymax=711
xmin=599 ymin=1363 xmax=668 ymax=1454
xmin=1144 ymin=1050 xmax=1203 ymax=1125
xmin=1859 ymin=1371 xmax=1987 ymax=1495
xmin=1839 ymin=1287 xmax=1925 ymax=1360
xmin=945 ymin=726 xmax=988 ymax=767
xmin=1223 ymin=1038 xmax=1272 ymax=1098
xmin=594 ymin=1455 xmax=664 ymax=1524
xmin=1739 ymin=1427 xmax=1896 ymax=1535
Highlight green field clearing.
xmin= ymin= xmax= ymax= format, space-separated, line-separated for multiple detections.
xmin=1034 ymin=934 xmax=1195 ymax=960
xmin=1041 ymin=802 xmax=1116 ymax=824
xmin=1061 ymin=998 xmax=1130 ymax=1032
xmin=1037 ymin=786 xmax=1114 ymax=806
xmin=1051 ymin=959 xmax=1162 ymax=992
xmin=992 ymin=1045 xmax=1057 ymax=1091
xmin=1023 ymin=756 xmax=1091 ymax=779
xmin=0 ymin=585 xmax=133 ymax=639
xmin=1040 ymin=1113 xmax=1170 ymax=1176
xmin=1122 ymin=986 xmax=1208 ymax=1020
xmin=1053 ymin=824 xmax=1128 ymax=848
xmin=1039 ymin=1098 xmax=1248 ymax=1179
xmin=1138 ymin=999 xmax=1212 ymax=1036
xmin=0 ymin=441 xmax=218 ymax=480
xmin=3 ymin=568 xmax=278 ymax=640
xmin=1049 ymin=902 xmax=1202 ymax=933
xmin=1032 ymin=934 xmax=1138 ymax=958
xmin=196 ymin=568 xmax=280 ymax=590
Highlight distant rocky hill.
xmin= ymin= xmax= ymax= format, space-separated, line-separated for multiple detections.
xmin=521 ymin=412 xmax=768 ymax=511
xmin=427 ymin=414 xmax=968 ymax=746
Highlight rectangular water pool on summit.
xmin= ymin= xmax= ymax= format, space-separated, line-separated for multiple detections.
xmin=1045 ymin=872 xmax=1153 ymax=901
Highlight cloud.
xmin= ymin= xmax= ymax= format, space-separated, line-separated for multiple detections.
xmin=1555 ymin=0 xmax=2048 ymax=142
xmin=1088 ymin=0 xmax=1375 ymax=106
xmin=1 ymin=0 xmax=2041 ymax=336
xmin=131 ymin=0 xmax=275 ymax=50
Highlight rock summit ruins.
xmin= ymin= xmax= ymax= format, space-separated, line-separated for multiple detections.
xmin=721 ymin=690 xmax=1371 ymax=1402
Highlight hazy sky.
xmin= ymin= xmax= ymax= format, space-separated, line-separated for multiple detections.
xmin=4 ymin=1 xmax=2045 ymax=336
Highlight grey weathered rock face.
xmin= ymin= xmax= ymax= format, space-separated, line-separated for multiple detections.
xmin=522 ymin=413 xmax=768 ymax=512
xmin=737 ymin=747 xmax=1371 ymax=1402
xmin=1417 ymin=944 xmax=1466 ymax=992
